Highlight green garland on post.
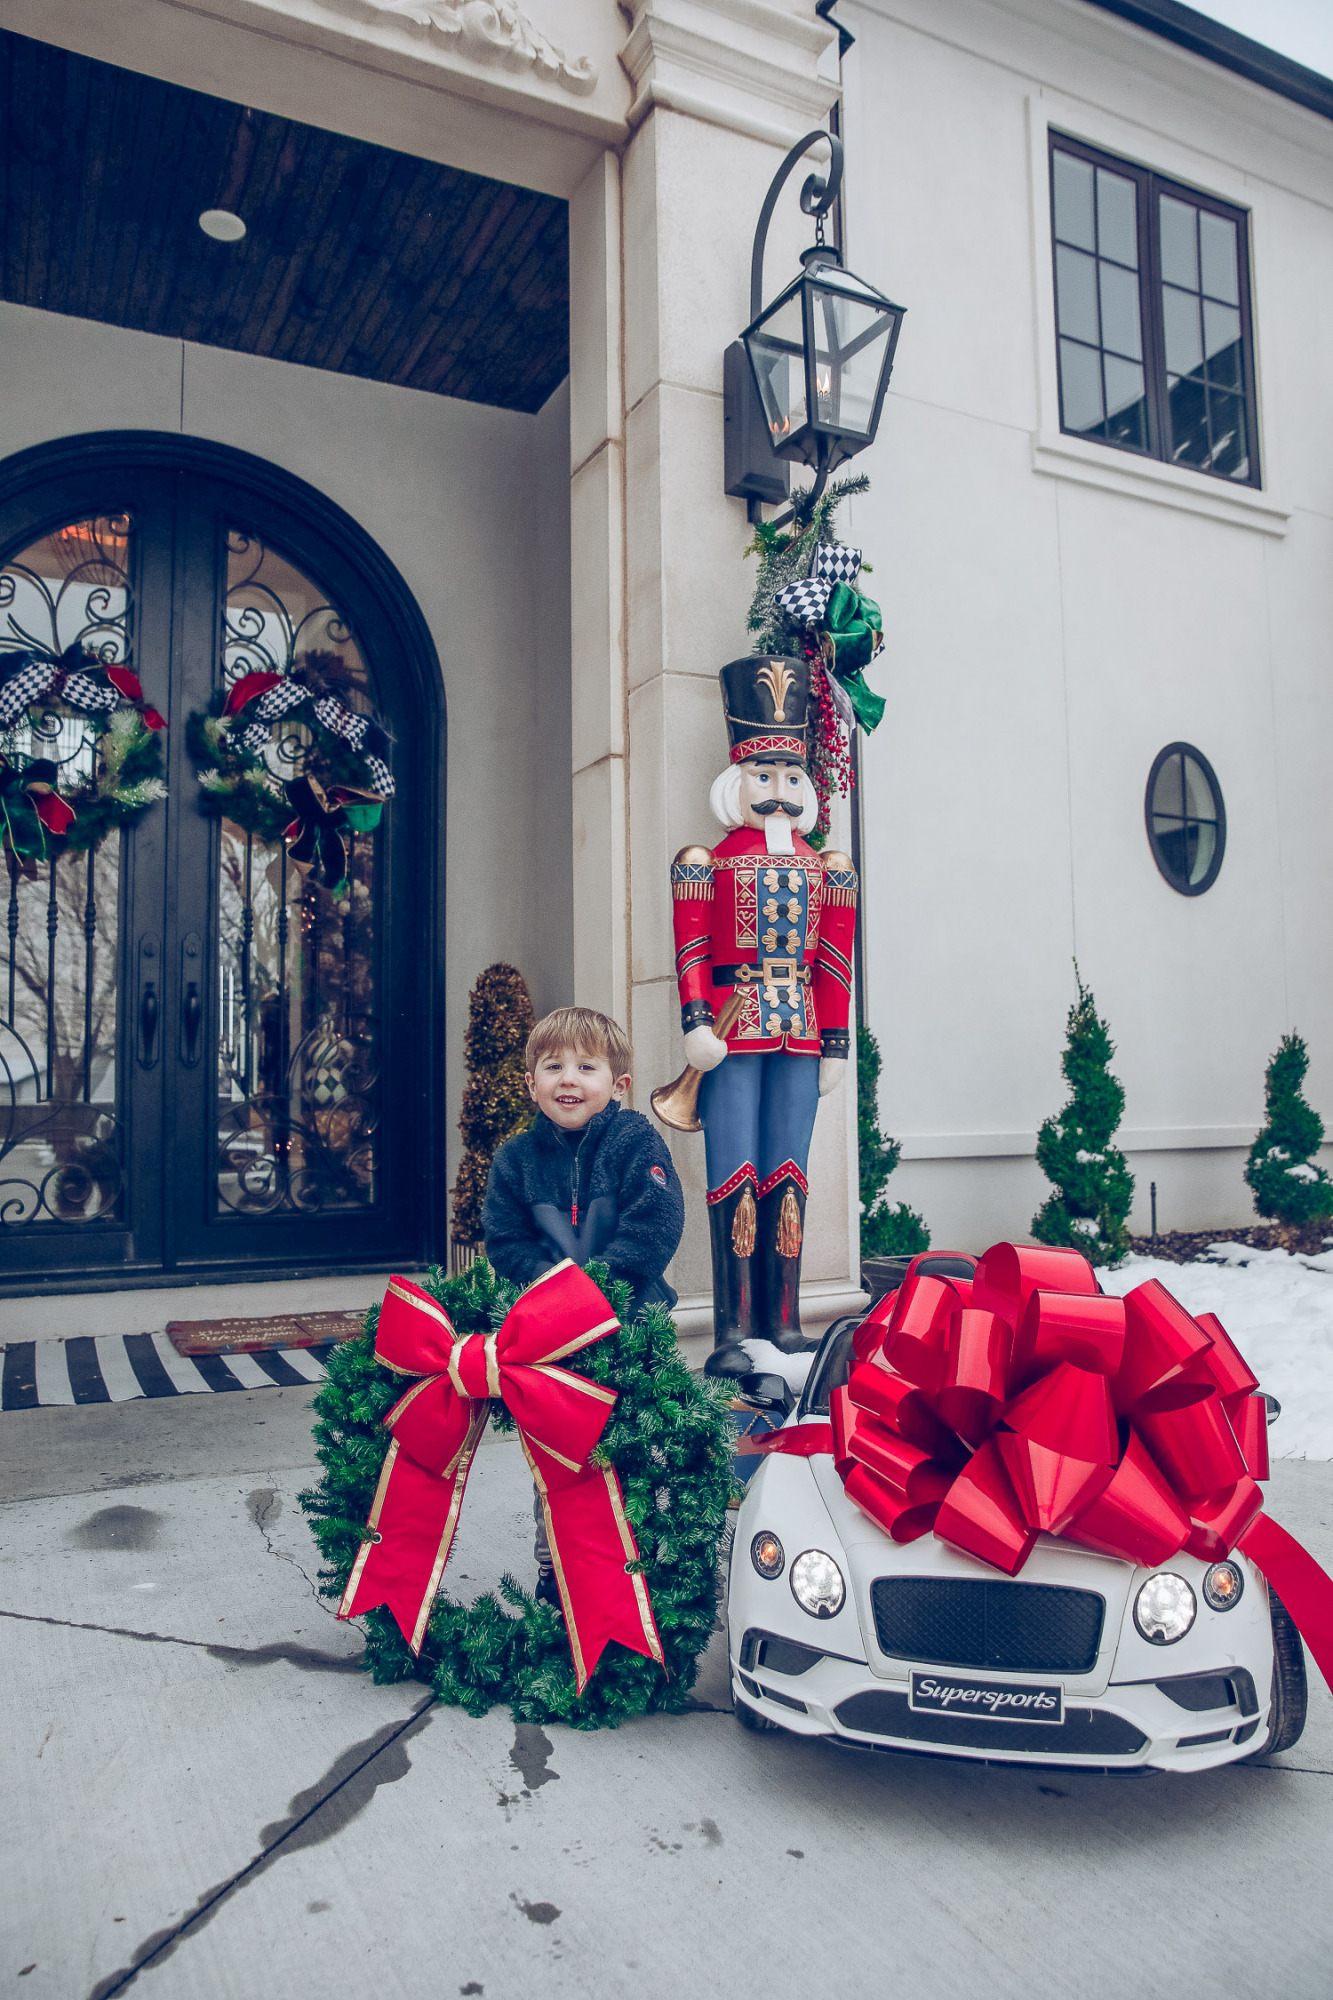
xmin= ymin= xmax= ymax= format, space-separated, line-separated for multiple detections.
xmin=299 ymin=1257 xmax=735 ymax=1727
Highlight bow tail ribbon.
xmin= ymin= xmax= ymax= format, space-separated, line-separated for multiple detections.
xmin=1239 ymin=1513 xmax=1333 ymax=1692
xmin=338 ymin=1264 xmax=664 ymax=1693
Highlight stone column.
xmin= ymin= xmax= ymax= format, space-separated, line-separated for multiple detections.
xmin=568 ymin=0 xmax=864 ymax=1333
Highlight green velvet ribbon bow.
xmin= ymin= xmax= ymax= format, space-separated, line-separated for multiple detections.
xmin=825 ymin=582 xmax=885 ymax=733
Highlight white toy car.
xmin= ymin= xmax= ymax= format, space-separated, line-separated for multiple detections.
xmin=728 ymin=1254 xmax=1305 ymax=1773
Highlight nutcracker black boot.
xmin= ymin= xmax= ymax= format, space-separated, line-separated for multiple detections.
xmin=756 ymin=1175 xmax=809 ymax=1353
xmin=703 ymin=1179 xmax=759 ymax=1378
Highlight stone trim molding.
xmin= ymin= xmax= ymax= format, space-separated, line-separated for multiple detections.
xmin=898 ymin=1126 xmax=1268 ymax=1161
xmin=622 ymin=0 xmax=838 ymax=145
xmin=357 ymin=0 xmax=597 ymax=93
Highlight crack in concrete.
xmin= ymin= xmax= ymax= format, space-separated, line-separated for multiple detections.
xmin=85 ymin=1699 xmax=435 ymax=1999
xmin=0 ymin=1607 xmax=364 ymax=1675
xmin=245 ymin=1486 xmax=339 ymax=1620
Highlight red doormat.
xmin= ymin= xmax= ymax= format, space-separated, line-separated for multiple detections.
xmin=166 ymin=1309 xmax=368 ymax=1357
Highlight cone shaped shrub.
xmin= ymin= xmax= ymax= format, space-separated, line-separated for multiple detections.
xmin=299 ymin=1258 xmax=734 ymax=1728
xmin=1244 ymin=1032 xmax=1333 ymax=1233
xmin=857 ymin=1022 xmax=929 ymax=1256
xmin=1032 ymin=974 xmax=1133 ymax=1264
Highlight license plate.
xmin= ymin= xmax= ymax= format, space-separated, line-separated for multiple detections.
xmin=910 ymin=1670 xmax=1063 ymax=1724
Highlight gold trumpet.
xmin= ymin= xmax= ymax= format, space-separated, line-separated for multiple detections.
xmin=650 ymin=992 xmax=745 ymax=1133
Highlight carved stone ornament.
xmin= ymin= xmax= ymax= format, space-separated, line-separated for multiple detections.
xmin=358 ymin=0 xmax=598 ymax=93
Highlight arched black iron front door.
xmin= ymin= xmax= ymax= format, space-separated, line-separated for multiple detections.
xmin=0 ymin=435 xmax=445 ymax=1290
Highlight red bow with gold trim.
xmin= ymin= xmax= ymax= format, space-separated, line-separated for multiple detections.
xmin=753 ymin=1243 xmax=1333 ymax=1690
xmin=338 ymin=1262 xmax=663 ymax=1692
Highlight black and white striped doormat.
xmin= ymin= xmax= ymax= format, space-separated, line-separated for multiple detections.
xmin=0 ymin=1335 xmax=339 ymax=1411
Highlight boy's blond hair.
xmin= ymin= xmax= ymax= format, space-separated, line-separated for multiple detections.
xmin=525 ymin=1006 xmax=633 ymax=1079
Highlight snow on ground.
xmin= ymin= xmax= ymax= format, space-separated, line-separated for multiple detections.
xmin=1099 ymin=1249 xmax=1333 ymax=1462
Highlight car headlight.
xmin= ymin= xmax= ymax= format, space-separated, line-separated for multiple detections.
xmin=1203 ymin=1561 xmax=1244 ymax=1612
xmin=1134 ymin=1572 xmax=1196 ymax=1644
xmin=789 ymin=1548 xmax=845 ymax=1619
xmin=751 ymin=1532 xmax=785 ymax=1579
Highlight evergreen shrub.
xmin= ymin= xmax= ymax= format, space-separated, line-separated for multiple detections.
xmin=451 ymin=963 xmax=536 ymax=1251
xmin=1244 ymin=1032 xmax=1333 ymax=1235
xmin=857 ymin=1022 xmax=929 ymax=1256
xmin=1032 ymin=973 xmax=1133 ymax=1264
xmin=299 ymin=1257 xmax=734 ymax=1729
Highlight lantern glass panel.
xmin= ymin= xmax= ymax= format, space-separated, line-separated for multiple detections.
xmin=809 ymin=281 xmax=896 ymax=438
xmin=747 ymin=291 xmax=807 ymax=450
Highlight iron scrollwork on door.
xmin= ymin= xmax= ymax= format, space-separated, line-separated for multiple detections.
xmin=213 ymin=531 xmax=384 ymax=1217
xmin=0 ymin=518 xmax=131 ymax=1228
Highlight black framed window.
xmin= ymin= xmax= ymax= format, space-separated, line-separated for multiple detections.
xmin=1050 ymin=135 xmax=1259 ymax=486
xmin=1145 ymin=744 xmax=1226 ymax=895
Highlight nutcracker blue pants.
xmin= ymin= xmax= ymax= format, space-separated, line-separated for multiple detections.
xmin=697 ymin=1051 xmax=821 ymax=1198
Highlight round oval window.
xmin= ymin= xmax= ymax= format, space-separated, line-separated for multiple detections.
xmin=1145 ymin=743 xmax=1225 ymax=895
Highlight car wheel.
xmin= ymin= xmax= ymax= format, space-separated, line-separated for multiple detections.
xmin=1246 ymin=1587 xmax=1308 ymax=1759
xmin=735 ymin=1694 xmax=777 ymax=1733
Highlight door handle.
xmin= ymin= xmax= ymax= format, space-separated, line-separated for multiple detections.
xmin=136 ymin=934 xmax=160 ymax=1068
xmin=180 ymin=932 xmax=203 ymax=1067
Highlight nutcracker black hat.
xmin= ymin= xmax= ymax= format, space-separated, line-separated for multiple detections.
xmin=719 ymin=654 xmax=812 ymax=766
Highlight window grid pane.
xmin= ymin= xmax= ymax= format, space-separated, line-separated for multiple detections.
xmin=1051 ymin=138 xmax=1258 ymax=488
xmin=1051 ymin=149 xmax=1148 ymax=454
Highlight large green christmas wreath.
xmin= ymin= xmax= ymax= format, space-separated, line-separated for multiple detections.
xmin=0 ymin=644 xmax=167 ymax=863
xmin=300 ymin=1258 xmax=735 ymax=1727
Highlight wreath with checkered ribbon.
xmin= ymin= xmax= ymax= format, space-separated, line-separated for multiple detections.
xmin=185 ymin=651 xmax=394 ymax=892
xmin=0 ymin=644 xmax=168 ymax=867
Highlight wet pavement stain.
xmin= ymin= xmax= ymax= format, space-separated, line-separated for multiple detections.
xmin=509 ymin=1723 xmax=560 ymax=1790
xmin=245 ymin=1489 xmax=282 ymax=1532
xmin=511 ymin=1894 xmax=561 ymax=1926
xmin=84 ymin=1701 xmax=435 ymax=2000
xmin=67 ymin=1505 xmax=165 ymax=1551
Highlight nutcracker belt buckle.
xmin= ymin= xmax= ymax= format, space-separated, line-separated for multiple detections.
xmin=759 ymin=956 xmax=799 ymax=1007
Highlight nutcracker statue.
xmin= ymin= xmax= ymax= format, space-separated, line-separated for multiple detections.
xmin=663 ymin=653 xmax=858 ymax=1378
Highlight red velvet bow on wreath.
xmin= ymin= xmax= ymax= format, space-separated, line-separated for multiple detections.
xmin=751 ymin=1242 xmax=1333 ymax=1691
xmin=339 ymin=1263 xmax=664 ymax=1692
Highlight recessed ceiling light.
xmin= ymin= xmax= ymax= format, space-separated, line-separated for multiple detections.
xmin=199 ymin=209 xmax=247 ymax=243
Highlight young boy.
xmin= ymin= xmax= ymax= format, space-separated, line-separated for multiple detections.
xmin=482 ymin=1005 xmax=685 ymax=1604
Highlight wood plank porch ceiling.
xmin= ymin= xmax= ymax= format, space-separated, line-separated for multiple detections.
xmin=0 ymin=29 xmax=569 ymax=413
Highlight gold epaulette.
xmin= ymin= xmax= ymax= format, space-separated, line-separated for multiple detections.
xmin=821 ymin=850 xmax=858 ymax=906
xmin=671 ymin=845 xmax=715 ymax=899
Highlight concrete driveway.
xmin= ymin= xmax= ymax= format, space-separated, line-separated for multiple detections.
xmin=3 ymin=1386 xmax=1330 ymax=2000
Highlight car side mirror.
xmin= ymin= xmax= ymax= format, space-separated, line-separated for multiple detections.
xmin=735 ymin=1372 xmax=794 ymax=1415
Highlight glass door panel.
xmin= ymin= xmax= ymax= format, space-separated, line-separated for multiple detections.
xmin=212 ymin=530 xmax=384 ymax=1220
xmin=0 ymin=517 xmax=132 ymax=1234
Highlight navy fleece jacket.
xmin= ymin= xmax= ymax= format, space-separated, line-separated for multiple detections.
xmin=482 ymin=1101 xmax=684 ymax=1315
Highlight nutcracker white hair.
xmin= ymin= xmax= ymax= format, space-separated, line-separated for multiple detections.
xmin=709 ymin=764 xmax=819 ymax=834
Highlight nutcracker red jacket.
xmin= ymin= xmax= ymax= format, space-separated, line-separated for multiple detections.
xmin=670 ymin=826 xmax=857 ymax=1057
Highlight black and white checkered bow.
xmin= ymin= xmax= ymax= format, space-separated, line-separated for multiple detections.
xmin=811 ymin=541 xmax=862 ymax=585
xmin=230 ymin=675 xmax=395 ymax=799
xmin=0 ymin=652 xmax=121 ymax=731
xmin=773 ymin=577 xmax=832 ymax=629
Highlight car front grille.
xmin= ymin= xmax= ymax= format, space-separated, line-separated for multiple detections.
xmin=833 ymin=1690 xmax=1146 ymax=1758
xmin=871 ymin=1577 xmax=1105 ymax=1674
